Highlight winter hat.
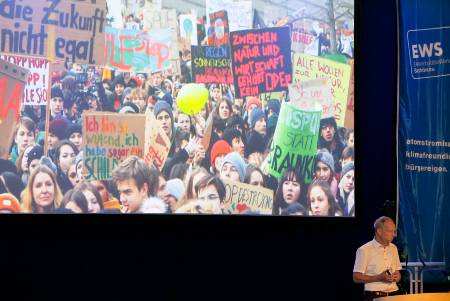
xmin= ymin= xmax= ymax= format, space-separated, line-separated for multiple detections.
xmin=221 ymin=152 xmax=246 ymax=182
xmin=49 ymin=118 xmax=69 ymax=140
xmin=0 ymin=159 xmax=17 ymax=174
xmin=210 ymin=140 xmax=232 ymax=166
xmin=51 ymin=87 xmax=64 ymax=99
xmin=27 ymin=145 xmax=44 ymax=168
xmin=65 ymin=123 xmax=82 ymax=138
xmin=316 ymin=150 xmax=335 ymax=173
xmin=0 ymin=193 xmax=21 ymax=213
xmin=267 ymin=99 xmax=281 ymax=115
xmin=250 ymin=108 xmax=265 ymax=129
xmin=154 ymin=100 xmax=173 ymax=122
xmin=39 ymin=156 xmax=58 ymax=175
xmin=119 ymin=102 xmax=140 ymax=114
xmin=245 ymin=131 xmax=265 ymax=158
xmin=112 ymin=75 xmax=125 ymax=89
xmin=166 ymin=179 xmax=185 ymax=202
xmin=222 ymin=128 xmax=242 ymax=147
xmin=161 ymin=92 xmax=173 ymax=107
xmin=267 ymin=114 xmax=278 ymax=130
xmin=226 ymin=114 xmax=245 ymax=130
xmin=341 ymin=161 xmax=354 ymax=177
xmin=246 ymin=96 xmax=261 ymax=111
xmin=282 ymin=202 xmax=306 ymax=216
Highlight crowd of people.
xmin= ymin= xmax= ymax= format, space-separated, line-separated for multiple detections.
xmin=0 ymin=59 xmax=355 ymax=215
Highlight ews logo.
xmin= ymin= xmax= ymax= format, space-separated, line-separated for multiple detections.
xmin=411 ymin=42 xmax=443 ymax=58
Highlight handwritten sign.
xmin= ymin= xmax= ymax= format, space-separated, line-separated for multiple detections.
xmin=201 ymin=113 xmax=214 ymax=150
xmin=0 ymin=55 xmax=49 ymax=106
xmin=267 ymin=102 xmax=320 ymax=182
xmin=291 ymin=31 xmax=319 ymax=56
xmin=179 ymin=14 xmax=198 ymax=47
xmin=143 ymin=112 xmax=171 ymax=171
xmin=82 ymin=112 xmax=146 ymax=180
xmin=0 ymin=0 xmax=106 ymax=65
xmin=104 ymin=27 xmax=172 ymax=72
xmin=293 ymin=53 xmax=351 ymax=127
xmin=345 ymin=59 xmax=354 ymax=129
xmin=289 ymin=78 xmax=334 ymax=119
xmin=191 ymin=46 xmax=232 ymax=85
xmin=206 ymin=0 xmax=252 ymax=32
xmin=222 ymin=179 xmax=274 ymax=215
xmin=0 ymin=58 xmax=28 ymax=159
xmin=208 ymin=10 xmax=229 ymax=46
xmin=230 ymin=27 xmax=292 ymax=98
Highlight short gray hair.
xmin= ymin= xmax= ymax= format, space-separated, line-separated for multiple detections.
xmin=374 ymin=216 xmax=394 ymax=231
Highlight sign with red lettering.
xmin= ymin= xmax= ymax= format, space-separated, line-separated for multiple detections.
xmin=104 ymin=27 xmax=172 ymax=72
xmin=291 ymin=31 xmax=319 ymax=56
xmin=144 ymin=112 xmax=171 ymax=171
xmin=230 ymin=27 xmax=292 ymax=98
xmin=0 ymin=58 xmax=29 ymax=159
xmin=289 ymin=78 xmax=334 ymax=119
xmin=208 ymin=10 xmax=229 ymax=46
xmin=0 ymin=55 xmax=49 ymax=106
xmin=191 ymin=45 xmax=233 ymax=85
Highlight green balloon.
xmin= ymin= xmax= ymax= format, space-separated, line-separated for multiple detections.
xmin=177 ymin=84 xmax=209 ymax=116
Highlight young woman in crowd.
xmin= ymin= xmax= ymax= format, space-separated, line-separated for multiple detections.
xmin=72 ymin=182 xmax=104 ymax=213
xmin=337 ymin=162 xmax=355 ymax=216
xmin=215 ymin=97 xmax=233 ymax=122
xmin=54 ymin=140 xmax=79 ymax=194
xmin=21 ymin=166 xmax=63 ymax=213
xmin=314 ymin=150 xmax=338 ymax=197
xmin=177 ymin=167 xmax=210 ymax=209
xmin=244 ymin=165 xmax=266 ymax=187
xmin=307 ymin=180 xmax=342 ymax=217
xmin=273 ymin=168 xmax=307 ymax=216
xmin=9 ymin=117 xmax=36 ymax=165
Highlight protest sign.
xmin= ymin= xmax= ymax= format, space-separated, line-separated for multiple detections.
xmin=191 ymin=46 xmax=233 ymax=85
xmin=291 ymin=31 xmax=319 ymax=56
xmin=345 ymin=59 xmax=354 ymax=129
xmin=267 ymin=102 xmax=321 ymax=183
xmin=222 ymin=179 xmax=274 ymax=215
xmin=0 ymin=58 xmax=28 ymax=159
xmin=289 ymin=78 xmax=334 ymax=119
xmin=106 ymin=0 xmax=123 ymax=29
xmin=82 ymin=112 xmax=146 ymax=180
xmin=143 ymin=112 xmax=171 ymax=171
xmin=206 ymin=0 xmax=252 ymax=32
xmin=0 ymin=0 xmax=106 ymax=65
xmin=179 ymin=14 xmax=198 ymax=46
xmin=104 ymin=27 xmax=172 ymax=72
xmin=293 ymin=53 xmax=351 ymax=127
xmin=0 ymin=55 xmax=49 ymax=106
xmin=201 ymin=113 xmax=214 ymax=150
xmin=230 ymin=27 xmax=292 ymax=98
xmin=208 ymin=10 xmax=229 ymax=46
xmin=259 ymin=91 xmax=286 ymax=107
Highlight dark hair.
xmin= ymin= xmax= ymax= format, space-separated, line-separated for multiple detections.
xmin=169 ymin=163 xmax=189 ymax=181
xmin=243 ymin=165 xmax=265 ymax=186
xmin=61 ymin=189 xmax=89 ymax=213
xmin=0 ymin=172 xmax=24 ymax=201
xmin=306 ymin=180 xmax=341 ymax=216
xmin=341 ymin=146 xmax=354 ymax=161
xmin=194 ymin=175 xmax=226 ymax=203
xmin=273 ymin=167 xmax=305 ymax=215
xmin=74 ymin=181 xmax=104 ymax=210
xmin=185 ymin=167 xmax=210 ymax=200
xmin=345 ymin=129 xmax=354 ymax=141
xmin=54 ymin=140 xmax=79 ymax=168
xmin=215 ymin=97 xmax=233 ymax=119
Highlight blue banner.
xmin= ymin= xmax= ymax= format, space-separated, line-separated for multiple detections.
xmin=398 ymin=0 xmax=450 ymax=273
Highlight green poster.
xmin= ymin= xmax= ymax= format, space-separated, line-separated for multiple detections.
xmin=267 ymin=102 xmax=321 ymax=183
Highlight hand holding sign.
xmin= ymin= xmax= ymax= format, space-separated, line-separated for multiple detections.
xmin=177 ymin=84 xmax=208 ymax=116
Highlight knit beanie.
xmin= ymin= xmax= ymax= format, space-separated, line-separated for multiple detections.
xmin=65 ymin=123 xmax=82 ymax=138
xmin=166 ymin=179 xmax=185 ymax=202
xmin=51 ymin=87 xmax=64 ymax=99
xmin=39 ymin=156 xmax=58 ymax=175
xmin=226 ymin=114 xmax=245 ymax=130
xmin=27 ymin=145 xmax=44 ymax=168
xmin=267 ymin=99 xmax=281 ymax=115
xmin=0 ymin=159 xmax=17 ymax=174
xmin=210 ymin=140 xmax=232 ymax=166
xmin=245 ymin=131 xmax=265 ymax=158
xmin=316 ymin=150 xmax=335 ymax=173
xmin=49 ymin=118 xmax=69 ymax=140
xmin=250 ymin=108 xmax=265 ymax=129
xmin=0 ymin=193 xmax=21 ymax=213
xmin=246 ymin=96 xmax=262 ymax=111
xmin=221 ymin=152 xmax=246 ymax=182
xmin=154 ymin=100 xmax=173 ymax=122
xmin=119 ymin=102 xmax=140 ymax=114
xmin=341 ymin=162 xmax=354 ymax=177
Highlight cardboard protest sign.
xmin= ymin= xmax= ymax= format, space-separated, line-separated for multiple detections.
xmin=104 ymin=27 xmax=172 ymax=72
xmin=289 ymin=78 xmax=334 ymax=119
xmin=267 ymin=102 xmax=321 ymax=183
xmin=179 ymin=14 xmax=198 ymax=46
xmin=345 ymin=59 xmax=354 ymax=129
xmin=208 ymin=10 xmax=229 ymax=46
xmin=206 ymin=0 xmax=252 ymax=32
xmin=0 ymin=55 xmax=49 ymax=106
xmin=291 ymin=31 xmax=319 ymax=56
xmin=293 ymin=53 xmax=351 ymax=127
xmin=0 ymin=59 xmax=28 ymax=159
xmin=201 ymin=113 xmax=214 ymax=150
xmin=82 ymin=112 xmax=146 ymax=180
xmin=259 ymin=91 xmax=286 ymax=107
xmin=191 ymin=46 xmax=233 ymax=85
xmin=230 ymin=27 xmax=292 ymax=98
xmin=143 ymin=112 xmax=171 ymax=171
xmin=0 ymin=0 xmax=106 ymax=65
xmin=222 ymin=179 xmax=274 ymax=215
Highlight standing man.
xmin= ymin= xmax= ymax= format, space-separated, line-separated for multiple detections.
xmin=353 ymin=216 xmax=402 ymax=300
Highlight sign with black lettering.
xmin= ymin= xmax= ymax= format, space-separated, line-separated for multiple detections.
xmin=191 ymin=45 xmax=232 ymax=84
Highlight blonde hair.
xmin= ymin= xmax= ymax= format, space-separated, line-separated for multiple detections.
xmin=21 ymin=165 xmax=63 ymax=213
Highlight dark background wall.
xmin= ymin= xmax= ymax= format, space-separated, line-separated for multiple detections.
xmin=0 ymin=0 xmax=398 ymax=300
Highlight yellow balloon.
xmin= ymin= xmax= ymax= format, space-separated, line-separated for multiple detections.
xmin=177 ymin=84 xmax=209 ymax=116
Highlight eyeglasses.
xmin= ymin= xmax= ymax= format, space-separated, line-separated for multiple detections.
xmin=197 ymin=194 xmax=220 ymax=202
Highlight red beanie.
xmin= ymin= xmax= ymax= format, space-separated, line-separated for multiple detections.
xmin=246 ymin=96 xmax=262 ymax=111
xmin=210 ymin=140 xmax=232 ymax=166
xmin=0 ymin=193 xmax=21 ymax=213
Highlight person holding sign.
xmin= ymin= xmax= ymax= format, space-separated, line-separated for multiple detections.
xmin=273 ymin=167 xmax=306 ymax=216
xmin=353 ymin=216 xmax=402 ymax=300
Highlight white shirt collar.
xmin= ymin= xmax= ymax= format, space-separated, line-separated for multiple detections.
xmin=371 ymin=238 xmax=388 ymax=248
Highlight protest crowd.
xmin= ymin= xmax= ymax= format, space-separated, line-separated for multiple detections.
xmin=0 ymin=0 xmax=354 ymax=216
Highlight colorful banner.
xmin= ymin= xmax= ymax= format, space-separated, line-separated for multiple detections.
xmin=398 ymin=0 xmax=450 ymax=271
xmin=230 ymin=27 xmax=292 ymax=98
xmin=82 ymin=113 xmax=146 ymax=180
xmin=179 ymin=14 xmax=198 ymax=47
xmin=267 ymin=102 xmax=320 ymax=182
xmin=0 ymin=0 xmax=106 ymax=64
xmin=0 ymin=58 xmax=28 ymax=159
xmin=206 ymin=0 xmax=253 ymax=32
xmin=289 ymin=78 xmax=334 ymax=119
xmin=104 ymin=27 xmax=172 ymax=72
xmin=208 ymin=10 xmax=229 ymax=46
xmin=222 ymin=179 xmax=274 ymax=215
xmin=191 ymin=46 xmax=233 ymax=85
xmin=0 ymin=55 xmax=49 ymax=106
xmin=293 ymin=53 xmax=351 ymax=127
